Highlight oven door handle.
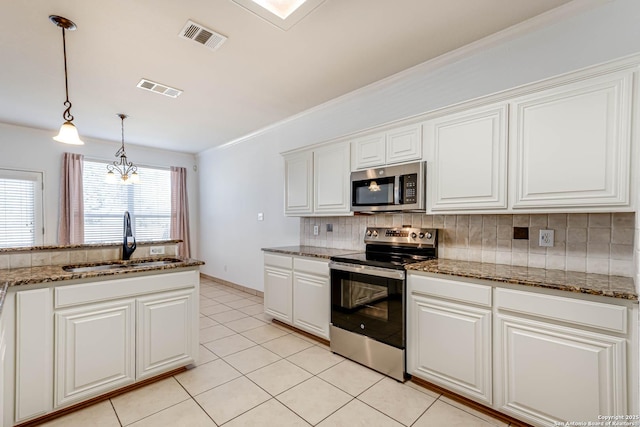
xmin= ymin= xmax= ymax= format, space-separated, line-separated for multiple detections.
xmin=329 ymin=261 xmax=405 ymax=280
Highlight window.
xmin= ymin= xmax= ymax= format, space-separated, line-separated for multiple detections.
xmin=83 ymin=160 xmax=171 ymax=243
xmin=0 ymin=169 xmax=44 ymax=248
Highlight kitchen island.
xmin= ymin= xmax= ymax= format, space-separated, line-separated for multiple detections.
xmin=0 ymin=243 xmax=203 ymax=427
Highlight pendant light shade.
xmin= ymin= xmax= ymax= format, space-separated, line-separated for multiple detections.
xmin=50 ymin=15 xmax=84 ymax=145
xmin=53 ymin=121 xmax=83 ymax=145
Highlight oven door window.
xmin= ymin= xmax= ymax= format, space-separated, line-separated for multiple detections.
xmin=352 ymin=176 xmax=395 ymax=206
xmin=330 ymin=269 xmax=404 ymax=349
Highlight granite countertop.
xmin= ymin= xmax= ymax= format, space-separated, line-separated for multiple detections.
xmin=262 ymin=246 xmax=361 ymax=259
xmin=407 ymin=259 xmax=637 ymax=300
xmin=0 ymin=257 xmax=204 ymax=288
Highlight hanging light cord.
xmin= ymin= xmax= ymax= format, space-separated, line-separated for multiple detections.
xmin=116 ymin=114 xmax=128 ymax=157
xmin=60 ymin=26 xmax=74 ymax=122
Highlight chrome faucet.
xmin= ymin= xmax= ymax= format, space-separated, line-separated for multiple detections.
xmin=122 ymin=211 xmax=137 ymax=260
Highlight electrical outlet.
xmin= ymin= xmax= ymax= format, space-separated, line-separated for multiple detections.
xmin=150 ymin=246 xmax=165 ymax=255
xmin=257 ymin=212 xmax=264 ymax=221
xmin=539 ymin=229 xmax=554 ymax=247
xmin=313 ymin=225 xmax=319 ymax=235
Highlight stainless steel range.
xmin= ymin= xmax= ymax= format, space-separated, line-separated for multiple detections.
xmin=329 ymin=226 xmax=437 ymax=381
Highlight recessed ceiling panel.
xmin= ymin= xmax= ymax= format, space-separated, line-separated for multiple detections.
xmin=231 ymin=0 xmax=326 ymax=30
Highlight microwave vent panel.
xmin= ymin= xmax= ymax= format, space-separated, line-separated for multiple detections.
xmin=179 ymin=20 xmax=227 ymax=51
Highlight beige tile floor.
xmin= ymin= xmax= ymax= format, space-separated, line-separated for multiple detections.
xmin=39 ymin=277 xmax=517 ymax=427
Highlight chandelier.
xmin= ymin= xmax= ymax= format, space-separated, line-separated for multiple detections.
xmin=106 ymin=114 xmax=139 ymax=184
xmin=50 ymin=15 xmax=84 ymax=145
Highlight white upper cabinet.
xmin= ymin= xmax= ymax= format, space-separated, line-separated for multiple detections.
xmin=314 ymin=142 xmax=351 ymax=214
xmin=351 ymin=133 xmax=386 ymax=169
xmin=352 ymin=123 xmax=422 ymax=170
xmin=509 ymin=70 xmax=633 ymax=210
xmin=284 ymin=151 xmax=313 ymax=215
xmin=425 ymin=103 xmax=508 ymax=212
xmin=284 ymin=141 xmax=351 ymax=216
xmin=386 ymin=124 xmax=423 ymax=165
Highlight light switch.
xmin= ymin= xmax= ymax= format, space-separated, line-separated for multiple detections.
xmin=257 ymin=212 xmax=264 ymax=221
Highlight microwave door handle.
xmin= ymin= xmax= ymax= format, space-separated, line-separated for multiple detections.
xmin=394 ymin=175 xmax=401 ymax=205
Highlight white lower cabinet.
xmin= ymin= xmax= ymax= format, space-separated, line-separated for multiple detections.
xmin=136 ymin=289 xmax=197 ymax=381
xmin=408 ymin=274 xmax=492 ymax=405
xmin=0 ymin=306 xmax=6 ymax=427
xmin=494 ymin=288 xmax=630 ymax=427
xmin=495 ymin=314 xmax=626 ymax=425
xmin=55 ymin=300 xmax=136 ymax=408
xmin=15 ymin=288 xmax=53 ymax=423
xmin=293 ymin=258 xmax=330 ymax=339
xmin=9 ymin=269 xmax=199 ymax=425
xmin=264 ymin=253 xmax=294 ymax=323
xmin=264 ymin=253 xmax=330 ymax=340
xmin=408 ymin=274 xmax=637 ymax=427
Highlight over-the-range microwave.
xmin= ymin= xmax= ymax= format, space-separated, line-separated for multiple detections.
xmin=351 ymin=161 xmax=426 ymax=213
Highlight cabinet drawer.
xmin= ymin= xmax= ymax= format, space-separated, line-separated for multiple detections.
xmin=495 ymin=288 xmax=627 ymax=333
xmin=264 ymin=253 xmax=293 ymax=269
xmin=293 ymin=257 xmax=328 ymax=276
xmin=409 ymin=274 xmax=491 ymax=307
xmin=55 ymin=271 xmax=198 ymax=308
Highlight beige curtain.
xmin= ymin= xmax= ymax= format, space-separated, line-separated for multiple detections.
xmin=58 ymin=152 xmax=84 ymax=245
xmin=171 ymin=166 xmax=191 ymax=258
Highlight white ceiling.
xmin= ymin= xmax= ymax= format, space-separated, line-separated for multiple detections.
xmin=1 ymin=0 xmax=573 ymax=154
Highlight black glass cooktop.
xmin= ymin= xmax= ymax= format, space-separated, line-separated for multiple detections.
xmin=331 ymin=246 xmax=436 ymax=270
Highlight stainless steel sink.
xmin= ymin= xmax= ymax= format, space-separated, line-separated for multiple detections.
xmin=62 ymin=264 xmax=126 ymax=273
xmin=129 ymin=259 xmax=181 ymax=268
xmin=63 ymin=258 xmax=182 ymax=273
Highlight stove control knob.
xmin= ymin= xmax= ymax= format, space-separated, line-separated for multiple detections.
xmin=410 ymin=232 xmax=417 ymax=239
xmin=425 ymin=232 xmax=433 ymax=240
xmin=371 ymin=230 xmax=378 ymax=238
xmin=366 ymin=230 xmax=372 ymax=237
xmin=418 ymin=232 xmax=425 ymax=239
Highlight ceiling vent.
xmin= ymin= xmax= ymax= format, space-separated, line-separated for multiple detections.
xmin=136 ymin=79 xmax=183 ymax=98
xmin=179 ymin=20 xmax=227 ymax=51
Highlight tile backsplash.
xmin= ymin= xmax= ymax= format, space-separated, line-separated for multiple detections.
xmin=301 ymin=213 xmax=635 ymax=277
xmin=0 ymin=243 xmax=179 ymax=270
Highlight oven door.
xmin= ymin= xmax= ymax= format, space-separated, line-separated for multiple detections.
xmin=330 ymin=262 xmax=405 ymax=349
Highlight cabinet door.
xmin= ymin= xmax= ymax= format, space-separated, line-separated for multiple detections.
xmin=314 ymin=142 xmax=351 ymax=214
xmin=408 ymin=293 xmax=492 ymax=405
xmin=352 ymin=132 xmax=385 ymax=170
xmin=510 ymin=70 xmax=633 ymax=209
xmin=386 ymin=124 xmax=422 ymax=165
xmin=425 ymin=104 xmax=508 ymax=212
xmin=495 ymin=314 xmax=627 ymax=426
xmin=55 ymin=300 xmax=135 ymax=408
xmin=284 ymin=151 xmax=313 ymax=215
xmin=15 ymin=288 xmax=53 ymax=422
xmin=264 ymin=265 xmax=293 ymax=324
xmin=0 ymin=309 xmax=5 ymax=427
xmin=293 ymin=272 xmax=330 ymax=339
xmin=137 ymin=289 xmax=197 ymax=381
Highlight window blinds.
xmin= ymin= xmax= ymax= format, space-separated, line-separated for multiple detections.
xmin=0 ymin=169 xmax=42 ymax=248
xmin=83 ymin=160 xmax=171 ymax=243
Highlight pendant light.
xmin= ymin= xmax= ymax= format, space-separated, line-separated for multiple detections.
xmin=50 ymin=15 xmax=84 ymax=145
xmin=106 ymin=114 xmax=139 ymax=184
